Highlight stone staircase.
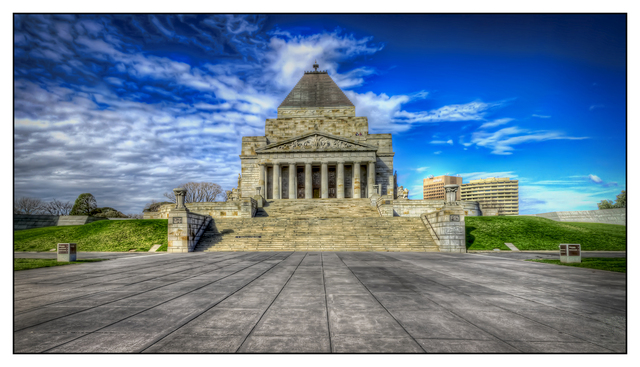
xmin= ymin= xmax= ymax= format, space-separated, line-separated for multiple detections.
xmin=194 ymin=217 xmax=438 ymax=252
xmin=254 ymin=198 xmax=380 ymax=218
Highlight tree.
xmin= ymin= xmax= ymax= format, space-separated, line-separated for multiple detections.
xmin=614 ymin=190 xmax=626 ymax=208
xmin=14 ymin=197 xmax=44 ymax=214
xmin=42 ymin=199 xmax=73 ymax=215
xmin=597 ymin=200 xmax=614 ymax=209
xmin=597 ymin=190 xmax=626 ymax=210
xmin=163 ymin=182 xmax=224 ymax=203
xmin=70 ymin=193 xmax=98 ymax=215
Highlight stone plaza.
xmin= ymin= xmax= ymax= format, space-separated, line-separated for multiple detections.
xmin=14 ymin=251 xmax=626 ymax=353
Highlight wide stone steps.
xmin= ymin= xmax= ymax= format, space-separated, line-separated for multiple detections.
xmin=255 ymin=198 xmax=379 ymax=218
xmin=194 ymin=216 xmax=439 ymax=252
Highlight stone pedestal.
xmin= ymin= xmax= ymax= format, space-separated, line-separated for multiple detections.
xmin=57 ymin=243 xmax=76 ymax=262
xmin=422 ymin=205 xmax=466 ymax=253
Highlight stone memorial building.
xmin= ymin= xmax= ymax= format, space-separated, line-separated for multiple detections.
xmin=238 ymin=62 xmax=394 ymax=200
xmin=148 ymin=63 xmax=484 ymax=254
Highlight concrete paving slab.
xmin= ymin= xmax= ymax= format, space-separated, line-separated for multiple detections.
xmin=331 ymin=336 xmax=424 ymax=353
xmin=389 ymin=310 xmax=497 ymax=340
xmin=238 ymin=335 xmax=331 ymax=353
xmin=252 ymin=307 xmax=329 ymax=336
xmin=508 ymin=341 xmax=615 ymax=353
xmin=416 ymin=339 xmax=519 ymax=353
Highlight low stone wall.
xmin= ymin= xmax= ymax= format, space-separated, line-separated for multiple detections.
xmin=526 ymin=208 xmax=626 ymax=225
xmin=376 ymin=196 xmax=394 ymax=217
xmin=392 ymin=200 xmax=482 ymax=217
xmin=144 ymin=199 xmax=257 ymax=219
xmin=14 ymin=215 xmax=108 ymax=230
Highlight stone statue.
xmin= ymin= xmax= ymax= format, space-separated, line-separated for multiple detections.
xmin=403 ymin=187 xmax=409 ymax=199
xmin=237 ymin=174 xmax=242 ymax=188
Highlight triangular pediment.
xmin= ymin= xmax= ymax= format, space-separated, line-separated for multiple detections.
xmin=255 ymin=132 xmax=378 ymax=153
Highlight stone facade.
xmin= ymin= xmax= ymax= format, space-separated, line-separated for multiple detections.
xmin=238 ymin=68 xmax=395 ymax=201
xmin=392 ymin=200 xmax=481 ymax=217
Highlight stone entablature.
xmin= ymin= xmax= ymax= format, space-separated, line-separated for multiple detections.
xmin=277 ymin=106 xmax=356 ymax=118
xmin=265 ymin=116 xmax=368 ymax=140
xmin=256 ymin=132 xmax=378 ymax=153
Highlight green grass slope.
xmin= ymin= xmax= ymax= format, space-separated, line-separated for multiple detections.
xmin=465 ymin=216 xmax=626 ymax=251
xmin=14 ymin=220 xmax=168 ymax=252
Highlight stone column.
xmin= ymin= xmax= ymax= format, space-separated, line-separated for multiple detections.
xmin=367 ymin=161 xmax=376 ymax=198
xmin=289 ymin=163 xmax=296 ymax=199
xmin=337 ymin=162 xmax=345 ymax=199
xmin=353 ymin=162 xmax=361 ymax=198
xmin=258 ymin=164 xmax=266 ymax=198
xmin=321 ymin=162 xmax=328 ymax=198
xmin=273 ymin=163 xmax=280 ymax=199
xmin=305 ymin=163 xmax=312 ymax=199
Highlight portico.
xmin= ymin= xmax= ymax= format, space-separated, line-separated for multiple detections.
xmin=259 ymin=159 xmax=377 ymax=200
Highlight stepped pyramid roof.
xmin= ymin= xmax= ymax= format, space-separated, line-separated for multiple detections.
xmin=278 ymin=62 xmax=354 ymax=108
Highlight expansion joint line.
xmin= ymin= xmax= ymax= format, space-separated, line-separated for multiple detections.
xmin=335 ymin=253 xmax=427 ymax=353
xmin=321 ymin=253 xmax=333 ymax=352
xmin=235 ymin=252 xmax=308 ymax=353
xmin=38 ymin=252 xmax=284 ymax=353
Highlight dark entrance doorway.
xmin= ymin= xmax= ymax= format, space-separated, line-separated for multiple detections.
xmin=297 ymin=167 xmax=305 ymax=198
xmin=328 ymin=166 xmax=336 ymax=198
xmin=312 ymin=167 xmax=320 ymax=198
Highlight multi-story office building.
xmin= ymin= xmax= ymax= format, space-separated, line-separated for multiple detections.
xmin=423 ymin=175 xmax=462 ymax=200
xmin=460 ymin=177 xmax=519 ymax=215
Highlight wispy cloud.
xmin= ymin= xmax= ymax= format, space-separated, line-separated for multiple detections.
xmin=414 ymin=167 xmax=429 ymax=173
xmin=589 ymin=104 xmax=605 ymax=111
xmin=531 ymin=114 xmax=551 ymax=118
xmin=479 ymin=118 xmax=514 ymax=129
xmin=430 ymin=139 xmax=453 ymax=145
xmin=456 ymin=171 xmax=518 ymax=181
xmin=433 ymin=151 xmax=442 ymax=155
xmin=467 ymin=126 xmax=588 ymax=155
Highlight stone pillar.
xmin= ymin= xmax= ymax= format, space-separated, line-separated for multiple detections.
xmin=337 ymin=162 xmax=345 ymax=199
xmin=168 ymin=187 xmax=190 ymax=253
xmin=445 ymin=184 xmax=459 ymax=204
xmin=289 ymin=163 xmax=296 ymax=200
xmin=258 ymin=164 xmax=266 ymax=198
xmin=367 ymin=161 xmax=376 ymax=198
xmin=321 ymin=162 xmax=328 ymax=198
xmin=273 ymin=163 xmax=280 ymax=199
xmin=387 ymin=175 xmax=394 ymax=197
xmin=305 ymin=163 xmax=312 ymax=199
xmin=353 ymin=162 xmax=361 ymax=198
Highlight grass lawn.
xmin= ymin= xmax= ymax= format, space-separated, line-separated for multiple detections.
xmin=526 ymin=258 xmax=626 ymax=273
xmin=14 ymin=219 xmax=168 ymax=252
xmin=465 ymin=216 xmax=626 ymax=251
xmin=14 ymin=258 xmax=107 ymax=271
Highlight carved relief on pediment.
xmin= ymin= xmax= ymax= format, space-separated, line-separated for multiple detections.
xmin=275 ymin=134 xmax=357 ymax=150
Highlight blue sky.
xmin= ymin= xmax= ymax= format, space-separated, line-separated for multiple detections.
xmin=13 ymin=14 xmax=626 ymax=214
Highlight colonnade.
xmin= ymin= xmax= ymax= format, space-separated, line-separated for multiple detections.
xmin=257 ymin=161 xmax=376 ymax=199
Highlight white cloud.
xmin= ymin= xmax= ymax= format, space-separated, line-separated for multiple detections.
xmin=434 ymin=151 xmax=442 ymax=155
xmin=430 ymin=139 xmax=453 ymax=145
xmin=479 ymin=118 xmax=513 ymax=129
xmin=414 ymin=167 xmax=429 ymax=173
xmin=532 ymin=114 xmax=551 ymax=118
xmin=588 ymin=174 xmax=603 ymax=183
xmin=469 ymin=126 xmax=588 ymax=155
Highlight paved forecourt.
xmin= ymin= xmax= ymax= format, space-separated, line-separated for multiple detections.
xmin=14 ymin=252 xmax=625 ymax=353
